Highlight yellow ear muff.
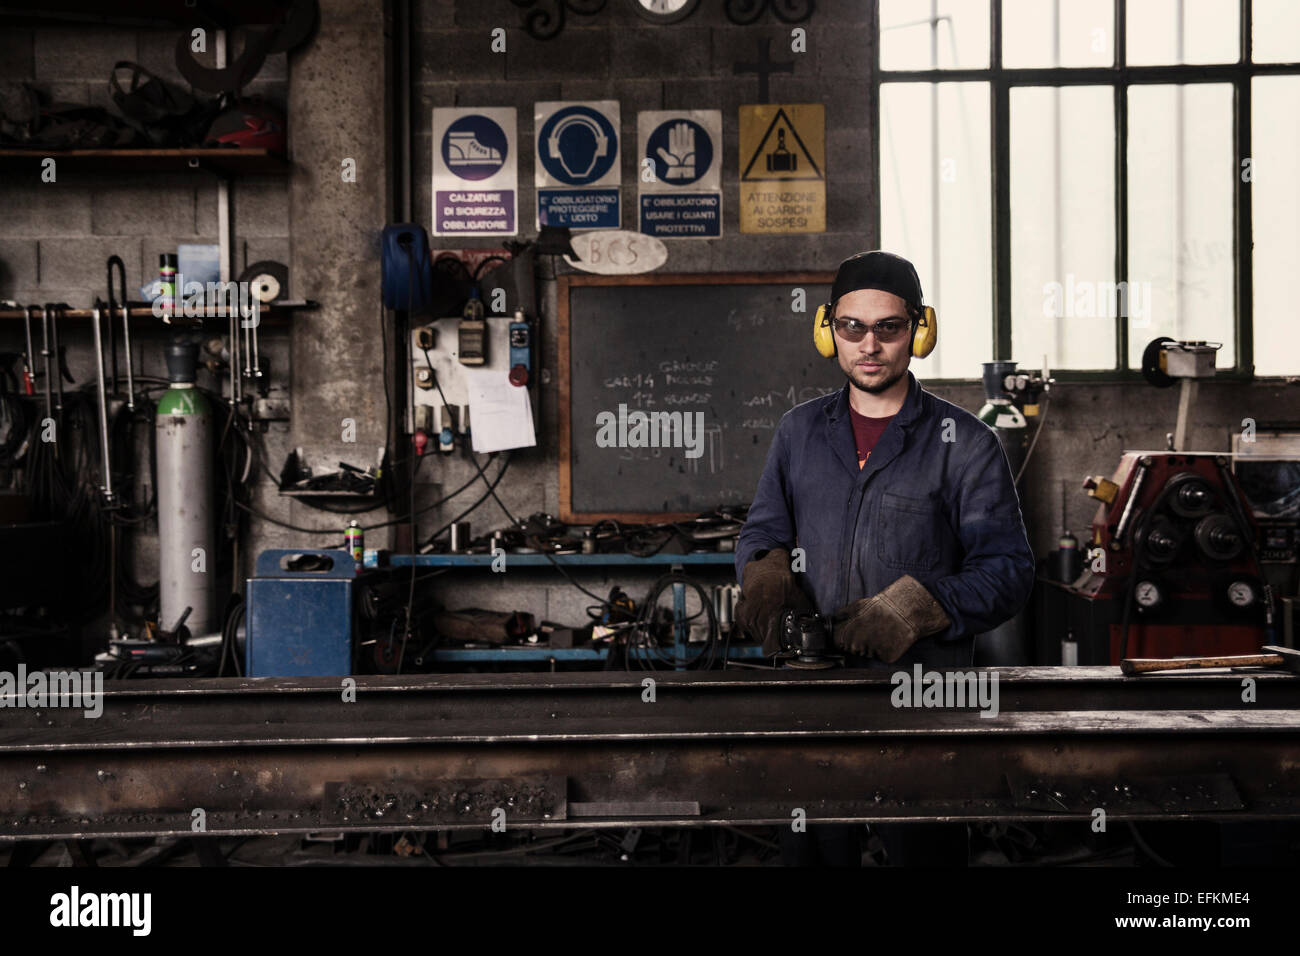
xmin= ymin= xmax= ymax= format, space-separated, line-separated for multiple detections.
xmin=813 ymin=303 xmax=836 ymax=358
xmin=912 ymin=305 xmax=938 ymax=358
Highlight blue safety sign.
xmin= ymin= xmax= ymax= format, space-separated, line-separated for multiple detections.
xmin=535 ymin=101 xmax=622 ymax=230
xmin=645 ymin=118 xmax=712 ymax=187
xmin=537 ymin=106 xmax=618 ymax=185
xmin=441 ymin=114 xmax=509 ymax=181
xmin=433 ymin=107 xmax=517 ymax=237
xmin=637 ymin=110 xmax=723 ymax=239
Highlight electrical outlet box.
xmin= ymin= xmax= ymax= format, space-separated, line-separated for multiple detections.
xmin=408 ymin=317 xmax=533 ymax=437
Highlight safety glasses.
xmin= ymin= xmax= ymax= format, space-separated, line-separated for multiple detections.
xmin=831 ymin=316 xmax=911 ymax=344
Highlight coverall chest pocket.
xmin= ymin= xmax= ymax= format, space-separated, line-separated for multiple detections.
xmin=876 ymin=491 xmax=942 ymax=571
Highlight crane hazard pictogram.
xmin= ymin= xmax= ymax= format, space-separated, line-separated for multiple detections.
xmin=739 ymin=104 xmax=826 ymax=234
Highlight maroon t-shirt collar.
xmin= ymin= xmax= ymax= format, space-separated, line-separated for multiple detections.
xmin=847 ymin=405 xmax=895 ymax=469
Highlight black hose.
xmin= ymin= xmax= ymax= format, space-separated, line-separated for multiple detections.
xmin=219 ymin=594 xmax=245 ymax=677
xmin=624 ymin=571 xmax=720 ymax=671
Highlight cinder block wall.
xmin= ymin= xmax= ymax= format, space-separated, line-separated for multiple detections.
xmin=0 ymin=25 xmax=290 ymax=337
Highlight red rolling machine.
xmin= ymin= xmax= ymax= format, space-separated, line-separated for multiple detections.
xmin=1068 ymin=451 xmax=1272 ymax=663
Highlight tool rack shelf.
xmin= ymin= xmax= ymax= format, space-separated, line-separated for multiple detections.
xmin=391 ymin=553 xmax=737 ymax=567
xmin=387 ymin=551 xmax=765 ymax=665
xmin=0 ymin=148 xmax=290 ymax=177
xmin=0 ymin=303 xmax=314 ymax=327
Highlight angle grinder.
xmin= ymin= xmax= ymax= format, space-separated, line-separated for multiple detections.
xmin=779 ymin=608 xmax=839 ymax=670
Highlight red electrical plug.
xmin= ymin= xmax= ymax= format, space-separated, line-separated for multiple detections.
xmin=413 ymin=429 xmax=429 ymax=457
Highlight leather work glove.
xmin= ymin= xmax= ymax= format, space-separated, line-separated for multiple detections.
xmin=734 ymin=548 xmax=813 ymax=657
xmin=831 ymin=575 xmax=951 ymax=663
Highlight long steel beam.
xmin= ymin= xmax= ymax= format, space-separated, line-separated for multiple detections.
xmin=1 ymin=667 xmax=1298 ymax=839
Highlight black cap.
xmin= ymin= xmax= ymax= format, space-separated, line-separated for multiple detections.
xmin=831 ymin=251 xmax=924 ymax=310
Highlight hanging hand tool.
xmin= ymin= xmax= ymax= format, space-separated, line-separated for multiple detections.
xmin=239 ymin=261 xmax=284 ymax=393
xmin=225 ymin=285 xmax=241 ymax=406
xmin=105 ymin=257 xmax=122 ymax=394
xmin=38 ymin=304 xmax=52 ymax=422
xmin=46 ymin=303 xmax=69 ymax=430
xmin=251 ymin=310 xmax=263 ymax=390
xmin=120 ymin=297 xmax=135 ymax=413
xmin=90 ymin=303 xmax=115 ymax=506
xmin=237 ymin=282 xmax=260 ymax=390
xmin=21 ymin=306 xmax=35 ymax=396
xmin=242 ymin=304 xmax=253 ymax=384
xmin=107 ymin=255 xmax=135 ymax=411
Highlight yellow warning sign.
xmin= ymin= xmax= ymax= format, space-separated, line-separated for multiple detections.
xmin=739 ymin=104 xmax=825 ymax=234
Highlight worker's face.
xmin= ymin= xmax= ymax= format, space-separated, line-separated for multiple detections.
xmin=832 ymin=288 xmax=913 ymax=395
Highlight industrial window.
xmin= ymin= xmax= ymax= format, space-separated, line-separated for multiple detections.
xmin=876 ymin=0 xmax=1300 ymax=380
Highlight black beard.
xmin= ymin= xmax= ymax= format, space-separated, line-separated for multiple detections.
xmin=846 ymin=365 xmax=905 ymax=395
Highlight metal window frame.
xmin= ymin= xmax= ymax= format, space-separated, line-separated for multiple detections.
xmin=875 ymin=0 xmax=1300 ymax=384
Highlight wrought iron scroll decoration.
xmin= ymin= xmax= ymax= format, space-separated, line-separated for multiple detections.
xmin=725 ymin=0 xmax=815 ymax=25
xmin=512 ymin=0 xmax=814 ymax=39
xmin=510 ymin=0 xmax=608 ymax=41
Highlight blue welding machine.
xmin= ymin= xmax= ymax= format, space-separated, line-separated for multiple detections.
xmin=246 ymin=549 xmax=356 ymax=676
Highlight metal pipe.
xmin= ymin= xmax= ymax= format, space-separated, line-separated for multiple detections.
xmin=398 ymin=0 xmax=412 ymax=222
xmin=109 ymin=520 xmax=118 ymax=642
xmin=216 ymin=29 xmax=233 ymax=289
xmin=89 ymin=305 xmax=114 ymax=502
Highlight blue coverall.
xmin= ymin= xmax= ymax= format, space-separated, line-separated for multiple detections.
xmin=736 ymin=371 xmax=1036 ymax=666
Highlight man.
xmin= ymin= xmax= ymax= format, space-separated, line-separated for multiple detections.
xmin=734 ymin=251 xmax=1036 ymax=866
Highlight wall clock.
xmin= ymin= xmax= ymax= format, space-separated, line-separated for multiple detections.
xmin=627 ymin=0 xmax=701 ymax=24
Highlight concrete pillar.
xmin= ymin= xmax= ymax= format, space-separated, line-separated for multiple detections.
xmin=286 ymin=0 xmax=393 ymax=541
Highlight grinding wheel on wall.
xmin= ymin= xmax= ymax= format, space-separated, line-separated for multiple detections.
xmin=239 ymin=261 xmax=289 ymax=305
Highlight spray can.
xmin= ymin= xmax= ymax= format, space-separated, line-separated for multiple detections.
xmin=346 ymin=520 xmax=364 ymax=571
xmin=158 ymin=253 xmax=177 ymax=319
xmin=1054 ymin=529 xmax=1082 ymax=584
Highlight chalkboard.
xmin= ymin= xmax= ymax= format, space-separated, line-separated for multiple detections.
xmin=559 ymin=272 xmax=844 ymax=522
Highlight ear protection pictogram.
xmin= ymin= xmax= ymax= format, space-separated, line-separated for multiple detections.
xmin=813 ymin=303 xmax=938 ymax=360
xmin=547 ymin=114 xmax=609 ymax=180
